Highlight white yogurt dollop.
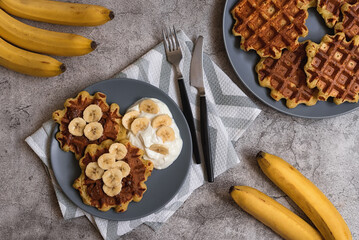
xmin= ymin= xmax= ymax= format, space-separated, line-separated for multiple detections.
xmin=126 ymin=98 xmax=183 ymax=169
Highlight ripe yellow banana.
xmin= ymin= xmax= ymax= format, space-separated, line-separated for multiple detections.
xmin=230 ymin=186 xmax=323 ymax=240
xmin=0 ymin=8 xmax=96 ymax=56
xmin=0 ymin=37 xmax=65 ymax=77
xmin=0 ymin=0 xmax=114 ymax=26
xmin=257 ymin=152 xmax=352 ymax=240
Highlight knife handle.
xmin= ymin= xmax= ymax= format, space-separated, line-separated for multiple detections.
xmin=177 ymin=77 xmax=201 ymax=164
xmin=200 ymin=95 xmax=214 ymax=182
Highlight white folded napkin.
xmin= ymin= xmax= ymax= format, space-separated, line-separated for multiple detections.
xmin=25 ymin=30 xmax=261 ymax=239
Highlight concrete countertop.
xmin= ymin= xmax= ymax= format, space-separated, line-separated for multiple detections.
xmin=1 ymin=0 xmax=358 ymax=239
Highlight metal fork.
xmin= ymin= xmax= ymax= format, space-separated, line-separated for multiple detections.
xmin=162 ymin=26 xmax=201 ymax=164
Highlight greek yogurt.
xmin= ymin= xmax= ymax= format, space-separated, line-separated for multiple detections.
xmin=126 ymin=98 xmax=183 ymax=169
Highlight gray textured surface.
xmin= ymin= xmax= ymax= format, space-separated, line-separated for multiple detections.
xmin=0 ymin=0 xmax=358 ymax=239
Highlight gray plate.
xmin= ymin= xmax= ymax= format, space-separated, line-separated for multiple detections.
xmin=50 ymin=78 xmax=192 ymax=221
xmin=223 ymin=0 xmax=359 ymax=118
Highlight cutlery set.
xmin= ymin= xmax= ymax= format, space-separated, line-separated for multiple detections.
xmin=163 ymin=27 xmax=214 ymax=182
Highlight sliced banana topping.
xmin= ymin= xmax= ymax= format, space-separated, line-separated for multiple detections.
xmin=149 ymin=144 xmax=169 ymax=155
xmin=97 ymin=153 xmax=116 ymax=170
xmin=156 ymin=126 xmax=175 ymax=142
xmin=68 ymin=117 xmax=86 ymax=136
xmin=122 ymin=110 xmax=140 ymax=129
xmin=109 ymin=143 xmax=128 ymax=160
xmin=124 ymin=98 xmax=183 ymax=170
xmin=84 ymin=122 xmax=103 ymax=141
xmin=102 ymin=168 xmax=123 ymax=187
xmin=111 ymin=161 xmax=131 ymax=177
xmin=85 ymin=162 xmax=104 ymax=180
xmin=139 ymin=99 xmax=159 ymax=114
xmin=130 ymin=117 xmax=150 ymax=135
xmin=83 ymin=104 xmax=103 ymax=123
xmin=151 ymin=114 xmax=172 ymax=128
xmin=103 ymin=184 xmax=122 ymax=197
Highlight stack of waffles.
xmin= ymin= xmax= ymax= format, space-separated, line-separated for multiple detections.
xmin=53 ymin=91 xmax=154 ymax=212
xmin=232 ymin=0 xmax=359 ymax=108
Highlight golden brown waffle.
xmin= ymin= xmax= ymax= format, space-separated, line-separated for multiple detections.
xmin=335 ymin=2 xmax=359 ymax=39
xmin=317 ymin=0 xmax=356 ymax=28
xmin=231 ymin=0 xmax=314 ymax=59
xmin=53 ymin=91 xmax=127 ymax=160
xmin=256 ymin=41 xmax=318 ymax=108
xmin=73 ymin=139 xmax=154 ymax=212
xmin=305 ymin=33 xmax=359 ymax=104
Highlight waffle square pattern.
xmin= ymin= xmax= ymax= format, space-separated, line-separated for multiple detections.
xmin=231 ymin=0 xmax=312 ymax=58
xmin=335 ymin=1 xmax=359 ymax=39
xmin=318 ymin=0 xmax=356 ymax=28
xmin=256 ymin=41 xmax=318 ymax=108
xmin=305 ymin=33 xmax=359 ymax=104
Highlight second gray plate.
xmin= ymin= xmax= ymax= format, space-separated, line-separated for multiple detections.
xmin=223 ymin=0 xmax=359 ymax=118
xmin=50 ymin=78 xmax=192 ymax=221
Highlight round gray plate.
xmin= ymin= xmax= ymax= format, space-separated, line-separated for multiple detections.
xmin=223 ymin=0 xmax=359 ymax=118
xmin=50 ymin=78 xmax=192 ymax=221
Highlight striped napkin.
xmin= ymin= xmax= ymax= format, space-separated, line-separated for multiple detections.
xmin=25 ymin=30 xmax=261 ymax=239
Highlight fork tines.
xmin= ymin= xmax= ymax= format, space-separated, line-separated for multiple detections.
xmin=163 ymin=26 xmax=180 ymax=52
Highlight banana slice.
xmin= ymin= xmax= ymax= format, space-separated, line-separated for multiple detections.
xmin=156 ymin=126 xmax=175 ymax=142
xmin=130 ymin=117 xmax=150 ymax=135
xmin=109 ymin=143 xmax=128 ymax=160
xmin=151 ymin=114 xmax=172 ymax=128
xmin=85 ymin=162 xmax=104 ymax=180
xmin=149 ymin=144 xmax=169 ymax=155
xmin=84 ymin=122 xmax=103 ymax=141
xmin=111 ymin=161 xmax=131 ymax=177
xmin=102 ymin=168 xmax=123 ymax=187
xmin=68 ymin=117 xmax=86 ymax=136
xmin=103 ymin=184 xmax=122 ymax=197
xmin=83 ymin=104 xmax=102 ymax=123
xmin=97 ymin=153 xmax=116 ymax=170
xmin=122 ymin=111 xmax=140 ymax=129
xmin=139 ymin=99 xmax=159 ymax=114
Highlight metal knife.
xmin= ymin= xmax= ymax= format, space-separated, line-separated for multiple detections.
xmin=190 ymin=36 xmax=214 ymax=182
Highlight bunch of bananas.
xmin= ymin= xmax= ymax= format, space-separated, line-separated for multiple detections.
xmin=230 ymin=152 xmax=352 ymax=240
xmin=0 ymin=0 xmax=114 ymax=77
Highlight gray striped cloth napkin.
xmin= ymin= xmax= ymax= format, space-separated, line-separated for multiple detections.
xmin=25 ymin=30 xmax=261 ymax=239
